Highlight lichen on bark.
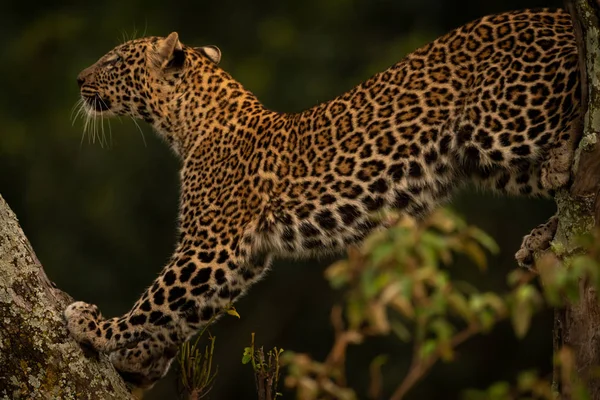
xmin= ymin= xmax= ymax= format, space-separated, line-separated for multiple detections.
xmin=553 ymin=1 xmax=600 ymax=398
xmin=0 ymin=194 xmax=131 ymax=400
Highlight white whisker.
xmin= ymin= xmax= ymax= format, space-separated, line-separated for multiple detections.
xmin=97 ymin=97 xmax=112 ymax=148
xmin=72 ymin=100 xmax=86 ymax=127
xmin=107 ymin=116 xmax=113 ymax=147
xmin=100 ymin=111 xmax=106 ymax=148
xmin=130 ymin=116 xmax=147 ymax=147
xmin=70 ymin=98 xmax=83 ymax=122
xmin=92 ymin=99 xmax=97 ymax=144
xmin=82 ymin=102 xmax=93 ymax=146
xmin=78 ymin=102 xmax=86 ymax=148
xmin=98 ymin=97 xmax=114 ymax=147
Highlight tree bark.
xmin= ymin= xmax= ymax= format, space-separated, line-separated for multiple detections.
xmin=556 ymin=1 xmax=600 ymax=398
xmin=0 ymin=194 xmax=131 ymax=399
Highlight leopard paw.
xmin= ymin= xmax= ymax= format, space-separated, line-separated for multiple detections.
xmin=540 ymin=145 xmax=573 ymax=190
xmin=515 ymin=216 xmax=558 ymax=270
xmin=540 ymin=166 xmax=570 ymax=191
xmin=109 ymin=338 xmax=177 ymax=389
xmin=64 ymin=301 xmax=130 ymax=353
xmin=64 ymin=301 xmax=103 ymax=345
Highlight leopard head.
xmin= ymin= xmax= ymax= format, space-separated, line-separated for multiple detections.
xmin=76 ymin=32 xmax=221 ymax=124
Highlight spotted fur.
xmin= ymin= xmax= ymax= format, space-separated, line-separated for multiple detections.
xmin=65 ymin=8 xmax=580 ymax=387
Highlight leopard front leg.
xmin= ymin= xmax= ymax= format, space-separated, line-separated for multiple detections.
xmin=64 ymin=239 xmax=271 ymax=387
xmin=515 ymin=215 xmax=558 ymax=269
xmin=105 ymin=257 xmax=270 ymax=387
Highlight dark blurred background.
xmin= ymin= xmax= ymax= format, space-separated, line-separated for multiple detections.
xmin=1 ymin=0 xmax=564 ymax=398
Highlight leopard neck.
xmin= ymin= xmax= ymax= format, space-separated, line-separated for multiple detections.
xmin=156 ymin=65 xmax=288 ymax=159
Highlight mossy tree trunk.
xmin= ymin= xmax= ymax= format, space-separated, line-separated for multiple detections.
xmin=0 ymin=194 xmax=131 ymax=399
xmin=556 ymin=1 xmax=600 ymax=398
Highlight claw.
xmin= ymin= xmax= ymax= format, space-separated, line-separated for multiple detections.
xmin=515 ymin=216 xmax=558 ymax=270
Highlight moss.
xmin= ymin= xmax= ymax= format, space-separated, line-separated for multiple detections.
xmin=553 ymin=190 xmax=595 ymax=256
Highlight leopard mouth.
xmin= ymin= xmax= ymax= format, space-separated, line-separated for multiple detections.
xmin=82 ymin=93 xmax=111 ymax=112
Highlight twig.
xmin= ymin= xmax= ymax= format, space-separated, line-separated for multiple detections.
xmin=323 ymin=305 xmax=350 ymax=384
xmin=389 ymin=324 xmax=480 ymax=400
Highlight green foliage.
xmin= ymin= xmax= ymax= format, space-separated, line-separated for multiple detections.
xmin=177 ymin=305 xmax=239 ymax=399
xmin=461 ymin=346 xmax=595 ymax=400
xmin=283 ymin=350 xmax=358 ymax=400
xmin=242 ymin=333 xmax=284 ymax=400
xmin=538 ymin=231 xmax=600 ymax=306
xmin=282 ymin=209 xmax=600 ymax=399
xmin=284 ymin=209 xmax=507 ymax=399
xmin=178 ymin=334 xmax=218 ymax=400
xmin=461 ymin=369 xmax=554 ymax=400
xmin=326 ymin=208 xmax=503 ymax=346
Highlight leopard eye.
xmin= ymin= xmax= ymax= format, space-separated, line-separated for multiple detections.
xmin=105 ymin=55 xmax=122 ymax=70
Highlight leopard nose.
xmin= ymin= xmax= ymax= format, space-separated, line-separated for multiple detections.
xmin=77 ymin=75 xmax=86 ymax=88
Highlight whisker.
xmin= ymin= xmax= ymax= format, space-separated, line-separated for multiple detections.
xmin=70 ymin=98 xmax=83 ymax=122
xmin=97 ymin=97 xmax=113 ymax=148
xmin=130 ymin=116 xmax=147 ymax=147
xmin=100 ymin=111 xmax=106 ymax=148
xmin=98 ymin=96 xmax=110 ymax=112
xmin=90 ymin=99 xmax=94 ymax=144
xmin=72 ymin=100 xmax=86 ymax=127
xmin=92 ymin=98 xmax=97 ymax=144
xmin=81 ymin=106 xmax=91 ymax=148
xmin=95 ymin=104 xmax=100 ymax=146
xmin=107 ymin=116 xmax=113 ymax=147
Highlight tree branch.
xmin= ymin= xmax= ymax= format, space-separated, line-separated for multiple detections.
xmin=389 ymin=324 xmax=480 ymax=400
xmin=557 ymin=2 xmax=600 ymax=398
xmin=0 ymin=194 xmax=131 ymax=399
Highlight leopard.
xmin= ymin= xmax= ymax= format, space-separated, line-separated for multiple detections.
xmin=65 ymin=8 xmax=581 ymax=388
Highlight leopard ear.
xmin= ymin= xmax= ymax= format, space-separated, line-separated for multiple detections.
xmin=195 ymin=45 xmax=221 ymax=64
xmin=154 ymin=32 xmax=184 ymax=69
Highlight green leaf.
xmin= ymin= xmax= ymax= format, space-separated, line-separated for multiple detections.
xmin=371 ymin=242 xmax=395 ymax=266
xmin=507 ymin=269 xmax=528 ymax=288
xmin=242 ymin=348 xmax=253 ymax=364
xmin=447 ymin=292 xmax=473 ymax=322
xmin=478 ymin=309 xmax=497 ymax=332
xmin=481 ymin=292 xmax=507 ymax=316
xmin=325 ymin=260 xmax=350 ymax=289
xmin=370 ymin=354 xmax=389 ymax=369
xmin=346 ymin=297 xmax=366 ymax=329
xmin=462 ymin=240 xmax=488 ymax=270
xmin=516 ymin=370 xmax=538 ymax=392
xmin=419 ymin=339 xmax=438 ymax=360
xmin=468 ymin=227 xmax=499 ymax=254
xmin=421 ymin=231 xmax=448 ymax=253
xmin=573 ymin=381 xmax=592 ymax=400
xmin=361 ymin=267 xmax=378 ymax=298
xmin=419 ymin=244 xmax=439 ymax=270
xmin=511 ymin=294 xmax=533 ymax=339
xmin=487 ymin=381 xmax=510 ymax=398
xmin=227 ymin=307 xmax=241 ymax=318
xmin=390 ymin=319 xmax=412 ymax=342
xmin=430 ymin=318 xmax=454 ymax=340
xmin=469 ymin=294 xmax=484 ymax=312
